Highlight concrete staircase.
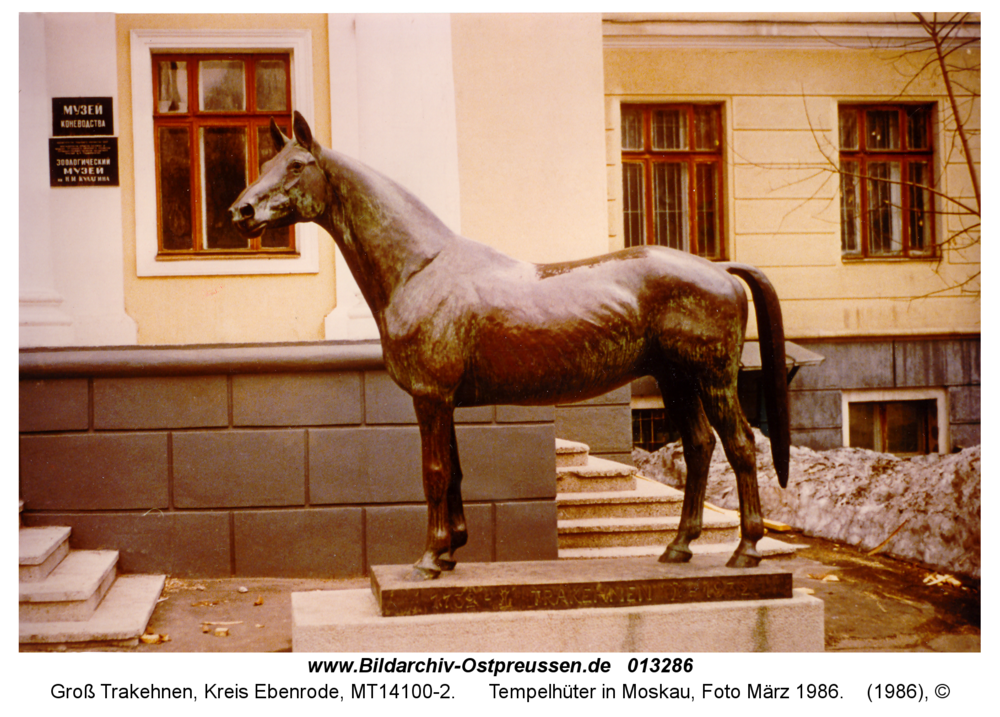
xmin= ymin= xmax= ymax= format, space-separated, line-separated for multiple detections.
xmin=555 ymin=439 xmax=796 ymax=560
xmin=19 ymin=502 xmax=165 ymax=647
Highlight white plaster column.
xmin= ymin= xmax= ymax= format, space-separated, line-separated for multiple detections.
xmin=19 ymin=13 xmax=137 ymax=348
xmin=324 ymin=13 xmax=462 ymax=340
xmin=19 ymin=13 xmax=73 ymax=347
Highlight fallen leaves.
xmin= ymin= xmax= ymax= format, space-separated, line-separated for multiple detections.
xmin=201 ymin=620 xmax=243 ymax=637
xmin=923 ymin=573 xmax=962 ymax=588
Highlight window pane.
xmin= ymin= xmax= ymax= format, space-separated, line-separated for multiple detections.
xmin=200 ymin=60 xmax=246 ymax=111
xmin=621 ymin=106 xmax=643 ymax=151
xmin=157 ymin=61 xmax=188 ymax=113
xmin=652 ymin=109 xmax=687 ymax=150
xmin=850 ymin=399 xmax=935 ymax=454
xmin=255 ymin=59 xmax=288 ymax=112
xmin=839 ymin=108 xmax=858 ymax=150
xmin=693 ymin=106 xmax=719 ymax=150
xmin=622 ymin=162 xmax=645 ymax=248
xmin=653 ymin=163 xmax=688 ymax=251
xmin=201 ymin=127 xmax=249 ymax=249
xmin=849 ymin=402 xmax=877 ymax=450
xmin=866 ymin=109 xmax=900 ymax=150
xmin=632 ymin=408 xmax=672 ymax=452
xmin=906 ymin=106 xmax=930 ymax=150
xmin=886 ymin=401 xmax=924 ymax=454
xmin=157 ymin=127 xmax=193 ymax=250
xmin=256 ymin=125 xmax=292 ymax=249
xmin=840 ymin=160 xmax=861 ymax=254
xmin=695 ymin=163 xmax=719 ymax=257
xmin=867 ymin=161 xmax=902 ymax=255
xmin=908 ymin=162 xmax=932 ymax=254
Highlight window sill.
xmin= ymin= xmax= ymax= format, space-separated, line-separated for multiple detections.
xmin=841 ymin=254 xmax=938 ymax=263
xmin=138 ymin=223 xmax=319 ymax=277
xmin=155 ymin=252 xmax=302 ymax=261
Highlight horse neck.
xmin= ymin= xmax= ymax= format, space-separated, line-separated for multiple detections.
xmin=315 ymin=149 xmax=452 ymax=315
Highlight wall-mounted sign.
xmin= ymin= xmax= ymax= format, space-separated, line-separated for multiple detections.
xmin=49 ymin=137 xmax=119 ymax=186
xmin=52 ymin=97 xmax=114 ymax=136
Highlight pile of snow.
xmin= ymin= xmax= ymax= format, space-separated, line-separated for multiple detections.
xmin=634 ymin=430 xmax=981 ymax=579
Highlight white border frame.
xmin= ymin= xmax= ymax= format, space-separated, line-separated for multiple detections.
xmin=130 ymin=29 xmax=318 ymax=276
xmin=841 ymin=387 xmax=951 ymax=454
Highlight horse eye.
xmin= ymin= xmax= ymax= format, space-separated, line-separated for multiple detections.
xmin=289 ymin=160 xmax=305 ymax=172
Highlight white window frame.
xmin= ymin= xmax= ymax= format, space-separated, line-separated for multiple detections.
xmin=130 ymin=29 xmax=318 ymax=277
xmin=842 ymin=387 xmax=950 ymax=454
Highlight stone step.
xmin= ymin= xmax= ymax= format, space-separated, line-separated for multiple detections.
xmin=19 ymin=550 xmax=118 ymax=623
xmin=555 ymin=438 xmax=590 ymax=468
xmin=557 ymin=511 xmax=740 ymax=550
xmin=557 ymin=477 xmax=684 ymax=519
xmin=19 ymin=526 xmax=72 ymax=582
xmin=558 ymin=536 xmax=805 ymax=561
xmin=20 ymin=574 xmax=166 ymax=646
xmin=556 ymin=455 xmax=637 ymax=493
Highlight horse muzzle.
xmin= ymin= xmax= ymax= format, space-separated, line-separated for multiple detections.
xmin=229 ymin=201 xmax=267 ymax=238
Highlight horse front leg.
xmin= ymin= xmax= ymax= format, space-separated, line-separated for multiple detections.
xmin=411 ymin=396 xmax=457 ymax=580
xmin=443 ymin=423 xmax=468 ymax=562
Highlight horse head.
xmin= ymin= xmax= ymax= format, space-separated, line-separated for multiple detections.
xmin=230 ymin=111 xmax=332 ymax=238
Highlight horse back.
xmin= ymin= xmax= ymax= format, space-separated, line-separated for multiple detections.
xmin=384 ymin=243 xmax=747 ymax=407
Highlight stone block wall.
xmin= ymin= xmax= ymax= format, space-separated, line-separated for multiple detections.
xmin=554 ymin=385 xmax=633 ymax=465
xmin=788 ymin=336 xmax=980 ymax=451
xmin=19 ymin=341 xmax=558 ymax=578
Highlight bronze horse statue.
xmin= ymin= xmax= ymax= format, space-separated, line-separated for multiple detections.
xmin=231 ymin=111 xmax=790 ymax=580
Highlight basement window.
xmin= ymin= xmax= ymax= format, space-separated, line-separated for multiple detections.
xmin=843 ymin=389 xmax=949 ymax=455
xmin=632 ymin=408 xmax=674 ymax=452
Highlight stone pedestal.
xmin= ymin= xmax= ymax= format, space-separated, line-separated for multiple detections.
xmin=292 ymin=556 xmax=824 ymax=652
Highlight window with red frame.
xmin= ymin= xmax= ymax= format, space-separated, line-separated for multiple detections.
xmin=621 ymin=104 xmax=724 ymax=259
xmin=153 ymin=53 xmax=295 ymax=257
xmin=839 ymin=104 xmax=936 ymax=258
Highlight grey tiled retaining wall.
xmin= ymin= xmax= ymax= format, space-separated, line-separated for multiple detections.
xmin=19 ymin=341 xmax=563 ymax=578
xmin=788 ymin=336 xmax=981 ymax=451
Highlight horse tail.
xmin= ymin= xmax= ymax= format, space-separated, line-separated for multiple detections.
xmin=722 ymin=263 xmax=790 ymax=489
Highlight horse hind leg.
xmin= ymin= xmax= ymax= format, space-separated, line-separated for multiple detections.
xmin=702 ymin=385 xmax=765 ymax=568
xmin=657 ymin=377 xmax=715 ymax=564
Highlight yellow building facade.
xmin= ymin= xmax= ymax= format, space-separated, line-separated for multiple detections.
xmin=20 ymin=12 xmax=980 ymax=451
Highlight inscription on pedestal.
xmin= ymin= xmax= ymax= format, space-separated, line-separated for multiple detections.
xmin=371 ymin=556 xmax=793 ymax=617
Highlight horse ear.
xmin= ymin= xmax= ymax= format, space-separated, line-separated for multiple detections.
xmin=293 ymin=111 xmax=317 ymax=154
xmin=269 ymin=118 xmax=289 ymax=152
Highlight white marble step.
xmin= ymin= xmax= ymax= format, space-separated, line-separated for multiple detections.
xmin=558 ymin=476 xmax=684 ymax=519
xmin=555 ymin=438 xmax=590 ymax=468
xmin=19 ymin=526 xmax=72 ymax=582
xmin=20 ymin=574 xmax=166 ymax=646
xmin=559 ymin=536 xmax=805 ymax=560
xmin=556 ymin=455 xmax=638 ymax=492
xmin=558 ymin=510 xmax=740 ymax=550
xmin=19 ymin=550 xmax=118 ymax=623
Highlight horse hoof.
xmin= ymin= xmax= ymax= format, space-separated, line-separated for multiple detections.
xmin=407 ymin=565 xmax=441 ymax=581
xmin=726 ymin=551 xmax=762 ymax=569
xmin=659 ymin=545 xmax=693 ymax=563
xmin=438 ymin=557 xmax=457 ymax=571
